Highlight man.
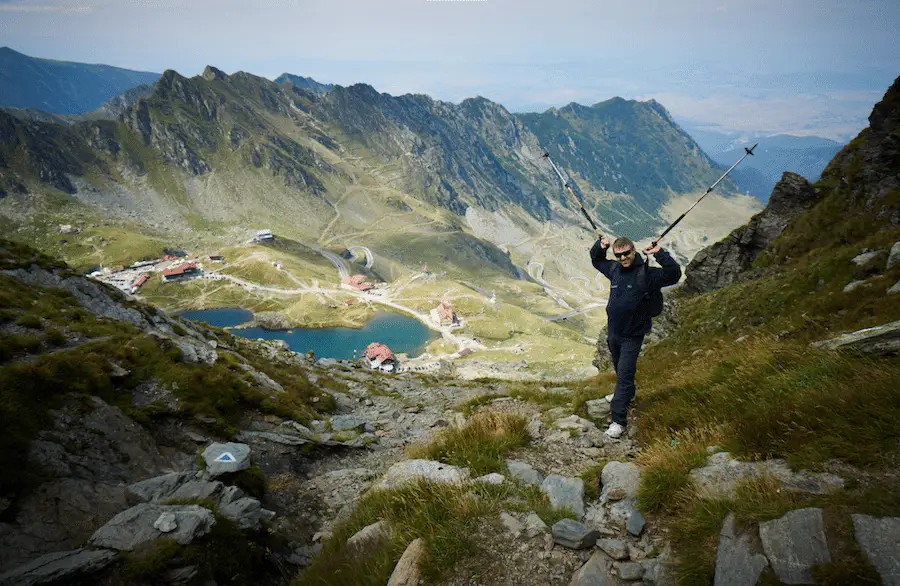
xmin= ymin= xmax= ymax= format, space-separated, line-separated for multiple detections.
xmin=590 ymin=236 xmax=682 ymax=438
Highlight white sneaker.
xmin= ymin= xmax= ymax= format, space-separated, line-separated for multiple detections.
xmin=605 ymin=422 xmax=625 ymax=439
xmin=605 ymin=393 xmax=614 ymax=402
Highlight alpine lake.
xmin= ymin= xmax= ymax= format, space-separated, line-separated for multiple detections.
xmin=178 ymin=308 xmax=440 ymax=360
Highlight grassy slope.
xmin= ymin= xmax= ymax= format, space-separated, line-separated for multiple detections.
xmin=624 ymin=135 xmax=900 ymax=582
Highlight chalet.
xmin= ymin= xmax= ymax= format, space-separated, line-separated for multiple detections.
xmin=342 ymin=274 xmax=374 ymax=292
xmin=433 ymin=301 xmax=459 ymax=327
xmin=209 ymin=254 xmax=224 ymax=262
xmin=162 ymin=263 xmax=200 ymax=283
xmin=361 ymin=342 xmax=396 ymax=372
xmin=256 ymin=229 xmax=274 ymax=241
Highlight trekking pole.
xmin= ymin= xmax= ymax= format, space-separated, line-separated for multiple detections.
xmin=651 ymin=143 xmax=757 ymax=247
xmin=542 ymin=151 xmax=602 ymax=239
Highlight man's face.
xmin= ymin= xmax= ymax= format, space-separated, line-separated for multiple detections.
xmin=613 ymin=245 xmax=636 ymax=268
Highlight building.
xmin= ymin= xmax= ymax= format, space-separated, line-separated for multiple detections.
xmin=433 ymin=301 xmax=459 ymax=327
xmin=458 ymin=347 xmax=475 ymax=357
xmin=342 ymin=274 xmax=374 ymax=292
xmin=209 ymin=254 xmax=224 ymax=262
xmin=162 ymin=263 xmax=200 ymax=282
xmin=361 ymin=342 xmax=396 ymax=372
xmin=130 ymin=273 xmax=151 ymax=294
xmin=256 ymin=229 xmax=274 ymax=241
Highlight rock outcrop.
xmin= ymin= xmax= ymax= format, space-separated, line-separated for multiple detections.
xmin=683 ymin=171 xmax=820 ymax=294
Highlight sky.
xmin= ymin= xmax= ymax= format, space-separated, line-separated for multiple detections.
xmin=2 ymin=0 xmax=899 ymax=141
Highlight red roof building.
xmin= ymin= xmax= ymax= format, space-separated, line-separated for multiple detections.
xmin=342 ymin=274 xmax=374 ymax=291
xmin=364 ymin=342 xmax=395 ymax=363
xmin=162 ymin=263 xmax=199 ymax=281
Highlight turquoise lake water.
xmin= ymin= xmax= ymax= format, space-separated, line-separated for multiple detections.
xmin=178 ymin=308 xmax=439 ymax=359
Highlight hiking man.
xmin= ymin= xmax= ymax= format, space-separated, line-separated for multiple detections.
xmin=590 ymin=236 xmax=682 ymax=439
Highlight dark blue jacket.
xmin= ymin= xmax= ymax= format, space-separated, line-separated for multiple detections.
xmin=590 ymin=240 xmax=682 ymax=337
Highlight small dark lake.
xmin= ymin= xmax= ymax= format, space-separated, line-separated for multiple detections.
xmin=179 ymin=308 xmax=439 ymax=360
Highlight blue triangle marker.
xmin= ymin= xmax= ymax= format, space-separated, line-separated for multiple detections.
xmin=214 ymin=452 xmax=236 ymax=463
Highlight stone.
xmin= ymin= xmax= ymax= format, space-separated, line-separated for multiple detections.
xmin=713 ymin=514 xmax=768 ymax=586
xmin=387 ymin=538 xmax=425 ymax=586
xmin=377 ymin=459 xmax=469 ymax=490
xmin=500 ymin=512 xmax=524 ymax=537
xmin=202 ymin=442 xmax=251 ymax=477
xmin=843 ymin=279 xmax=872 ymax=293
xmin=347 ymin=521 xmax=392 ymax=553
xmin=600 ymin=461 xmax=642 ymax=501
xmin=617 ymin=561 xmax=644 ymax=581
xmin=569 ymin=550 xmax=613 ymax=586
xmin=153 ymin=512 xmax=178 ymax=533
xmin=626 ymin=510 xmax=645 ymax=537
xmin=238 ymin=430 xmax=310 ymax=446
xmin=608 ymin=500 xmax=638 ymax=528
xmin=851 ymin=514 xmax=900 ymax=586
xmin=162 ymin=565 xmax=198 ymax=585
xmin=218 ymin=497 xmax=275 ymax=531
xmin=541 ymin=475 xmax=585 ymax=519
xmin=524 ymin=512 xmax=550 ymax=538
xmin=606 ymin=487 xmax=627 ymax=501
xmin=584 ymin=399 xmax=609 ymax=420
xmin=759 ymin=508 xmax=831 ymax=584
xmin=852 ymin=251 xmax=882 ymax=266
xmin=506 ymin=460 xmax=543 ymax=486
xmin=888 ymin=279 xmax=900 ymax=295
xmin=551 ymin=519 xmax=600 ymax=549
xmin=888 ymin=242 xmax=900 ymax=270
xmin=810 ymin=320 xmax=900 ymax=356
xmin=126 ymin=472 xmax=195 ymax=504
xmin=475 ymin=473 xmax=505 ymax=485
xmin=689 ymin=452 xmax=844 ymax=498
xmin=90 ymin=504 xmax=215 ymax=551
xmin=331 ymin=415 xmax=365 ymax=431
xmin=596 ymin=538 xmax=629 ymax=561
xmin=0 ymin=549 xmax=118 ymax=586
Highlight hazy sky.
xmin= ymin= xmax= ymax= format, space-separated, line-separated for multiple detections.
xmin=2 ymin=0 xmax=898 ymax=140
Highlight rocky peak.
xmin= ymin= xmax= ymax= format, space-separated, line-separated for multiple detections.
xmin=868 ymin=75 xmax=900 ymax=136
xmin=682 ymin=171 xmax=820 ymax=294
xmin=202 ymin=65 xmax=228 ymax=82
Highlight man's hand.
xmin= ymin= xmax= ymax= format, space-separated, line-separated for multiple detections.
xmin=599 ymin=236 xmax=610 ymax=249
xmin=644 ymin=242 xmax=662 ymax=255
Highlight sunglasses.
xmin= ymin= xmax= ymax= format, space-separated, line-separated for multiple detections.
xmin=613 ymin=249 xmax=635 ymax=259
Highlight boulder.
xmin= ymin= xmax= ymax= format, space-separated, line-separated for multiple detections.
xmin=346 ymin=521 xmax=392 ymax=553
xmin=569 ymin=550 xmax=613 ymax=586
xmin=475 ymin=473 xmax=505 ymax=485
xmin=89 ymin=504 xmax=215 ymax=551
xmin=506 ymin=460 xmax=542 ymax=486
xmin=387 ymin=538 xmax=425 ymax=586
xmin=0 ymin=549 xmax=118 ymax=586
xmin=851 ymin=514 xmax=900 ymax=586
xmin=810 ymin=320 xmax=900 ymax=356
xmin=626 ymin=510 xmax=645 ymax=537
xmin=616 ymin=561 xmax=644 ymax=581
xmin=759 ymin=508 xmax=831 ymax=584
xmin=524 ymin=512 xmax=549 ymax=538
xmin=584 ymin=399 xmax=609 ymax=420
xmin=202 ymin=442 xmax=251 ymax=477
xmin=713 ymin=514 xmax=768 ymax=586
xmin=500 ymin=513 xmax=524 ymax=537
xmin=218 ymin=497 xmax=275 ymax=531
xmin=540 ymin=475 xmax=585 ymax=519
xmin=888 ymin=242 xmax=900 ymax=270
xmin=596 ymin=538 xmax=629 ymax=560
xmin=689 ymin=452 xmax=843 ymax=498
xmin=377 ymin=460 xmax=469 ymax=490
xmin=600 ymin=461 xmax=642 ymax=501
xmin=551 ymin=519 xmax=600 ymax=549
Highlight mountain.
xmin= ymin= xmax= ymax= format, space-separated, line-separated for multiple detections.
xmin=0 ymin=65 xmax=744 ymax=243
xmin=0 ymin=47 xmax=160 ymax=115
xmin=275 ymin=73 xmax=333 ymax=95
xmin=518 ymin=98 xmax=733 ymax=234
xmin=681 ymin=123 xmax=844 ymax=201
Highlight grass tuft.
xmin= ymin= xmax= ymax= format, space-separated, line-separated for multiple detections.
xmin=406 ymin=411 xmax=529 ymax=476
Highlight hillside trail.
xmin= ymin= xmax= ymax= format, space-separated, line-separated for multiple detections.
xmin=262 ymin=361 xmax=667 ymax=586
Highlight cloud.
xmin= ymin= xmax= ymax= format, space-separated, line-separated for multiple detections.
xmin=0 ymin=2 xmax=91 ymax=12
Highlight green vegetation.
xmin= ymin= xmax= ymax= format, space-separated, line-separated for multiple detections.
xmin=407 ymin=411 xmax=528 ymax=476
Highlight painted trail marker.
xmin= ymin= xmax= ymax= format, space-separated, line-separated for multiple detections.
xmin=214 ymin=452 xmax=236 ymax=463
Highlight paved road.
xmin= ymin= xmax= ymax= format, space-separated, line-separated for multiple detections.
xmin=314 ymin=247 xmax=349 ymax=279
xmin=347 ymin=246 xmax=374 ymax=269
